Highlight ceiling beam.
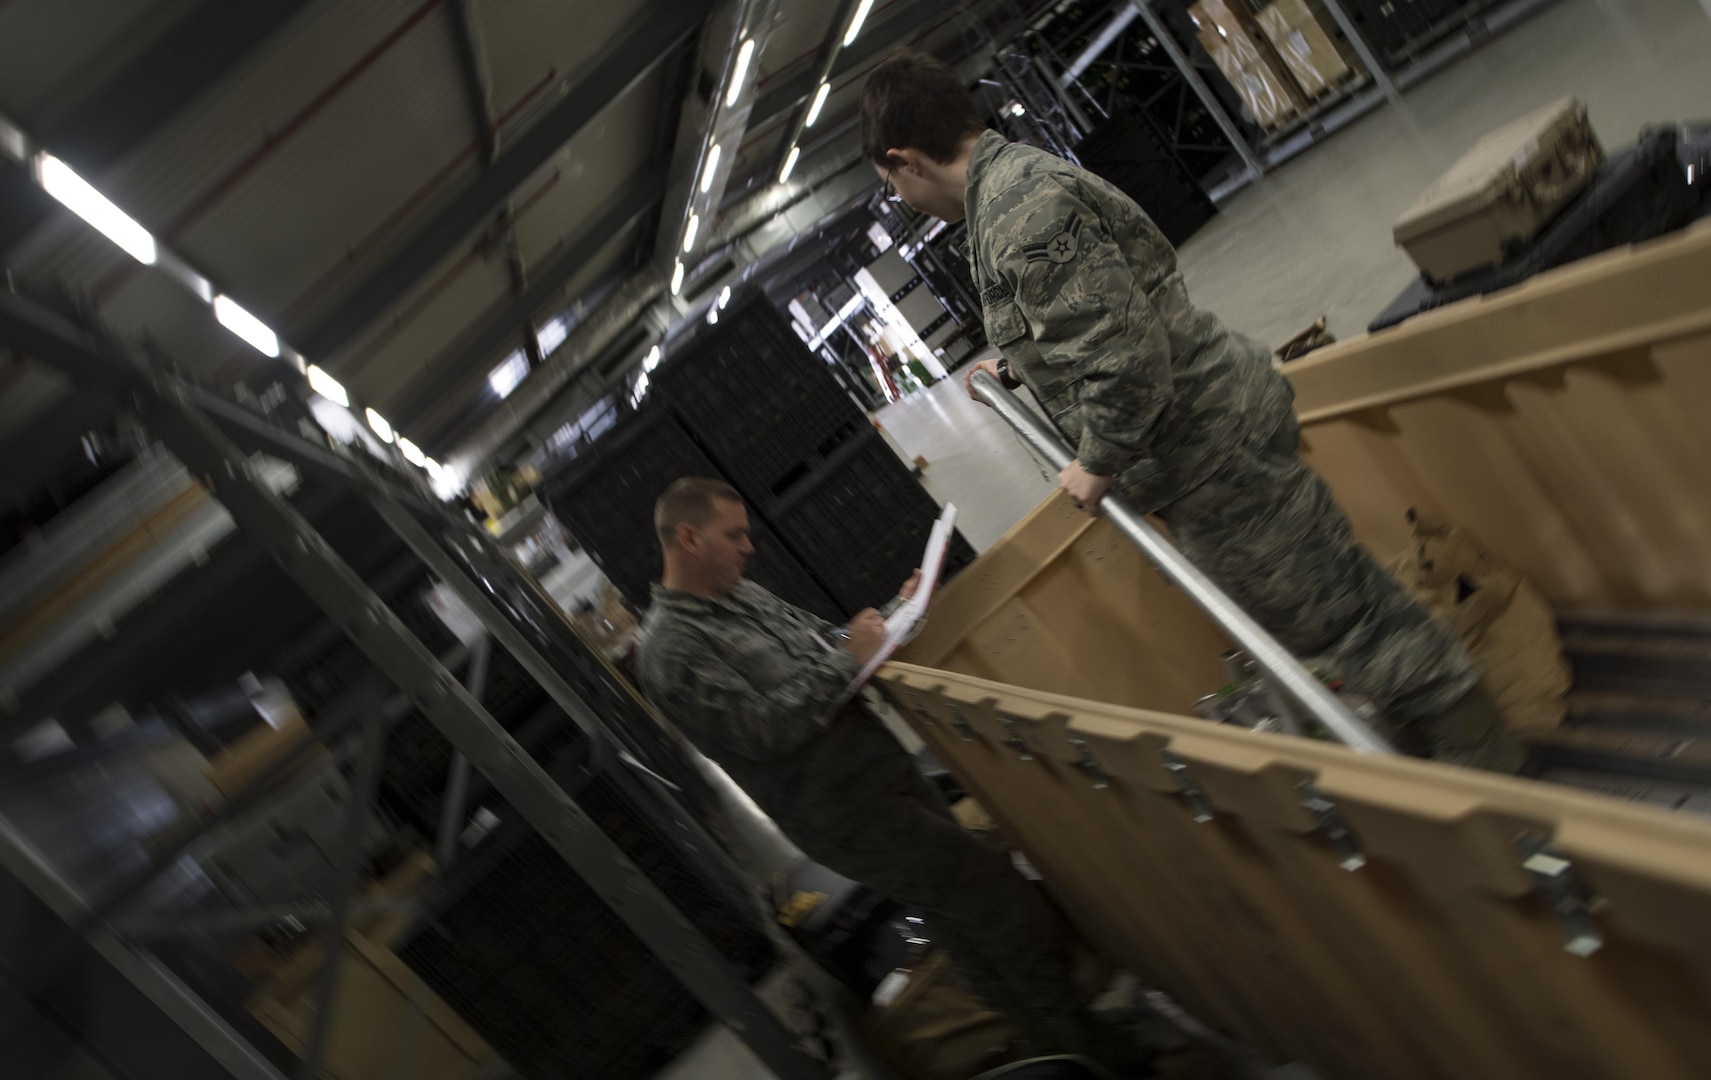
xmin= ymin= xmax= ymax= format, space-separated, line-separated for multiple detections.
xmin=0 ymin=0 xmax=313 ymax=254
xmin=293 ymin=0 xmax=716 ymax=365
xmin=390 ymin=167 xmax=671 ymax=439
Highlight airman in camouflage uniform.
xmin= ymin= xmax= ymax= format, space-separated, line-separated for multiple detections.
xmin=636 ymin=480 xmax=1151 ymax=1070
xmin=862 ymin=51 xmax=1519 ymax=768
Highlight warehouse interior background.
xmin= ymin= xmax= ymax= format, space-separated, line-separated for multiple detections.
xmin=2 ymin=0 xmax=1710 ymax=1076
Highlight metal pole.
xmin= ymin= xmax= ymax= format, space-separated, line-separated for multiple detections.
xmin=1313 ymin=0 xmax=1400 ymax=101
xmin=970 ymin=371 xmax=1394 ymax=754
xmin=299 ymin=679 xmax=391 ymax=1080
xmin=435 ymin=636 xmax=490 ymax=869
xmin=1126 ymin=0 xmax=1265 ymax=179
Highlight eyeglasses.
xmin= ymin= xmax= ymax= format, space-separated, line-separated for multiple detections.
xmin=882 ymin=169 xmax=904 ymax=204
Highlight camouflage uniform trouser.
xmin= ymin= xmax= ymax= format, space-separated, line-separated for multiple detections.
xmin=779 ymin=723 xmax=1114 ymax=1060
xmin=1157 ymin=417 xmax=1479 ymax=725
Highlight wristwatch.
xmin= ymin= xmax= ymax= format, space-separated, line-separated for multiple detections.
xmin=995 ymin=357 xmax=1022 ymax=390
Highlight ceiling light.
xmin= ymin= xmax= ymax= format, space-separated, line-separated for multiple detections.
xmin=671 ymin=260 xmax=685 ymax=295
xmin=1008 ymin=101 xmax=1027 ymax=117
xmin=700 ymin=143 xmax=721 ymax=193
xmin=488 ymin=349 xmax=529 ymax=399
xmin=844 ymin=0 xmax=876 ymax=45
xmin=806 ymin=83 xmax=831 ymax=127
xmin=779 ymin=145 xmax=800 ymax=183
xmin=306 ymin=365 xmax=349 ymax=407
xmin=366 ymin=408 xmax=394 ymax=444
xmin=424 ymin=458 xmax=443 ymax=478
xmin=213 ymin=295 xmax=280 ymax=357
xmin=682 ymin=213 xmax=699 ymax=253
xmin=643 ymin=345 xmax=662 ymax=372
xmin=707 ymin=307 xmax=719 ymax=325
xmin=37 ymin=154 xmax=156 ymax=265
xmin=726 ymin=39 xmax=755 ymax=108
xmin=717 ymin=285 xmax=731 ymax=309
xmin=397 ymin=437 xmax=426 ymax=467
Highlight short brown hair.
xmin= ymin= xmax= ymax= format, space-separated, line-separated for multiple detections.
xmin=860 ymin=49 xmax=984 ymax=167
xmin=655 ymin=477 xmax=742 ymax=547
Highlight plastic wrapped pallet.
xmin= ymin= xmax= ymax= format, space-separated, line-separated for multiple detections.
xmin=1255 ymin=0 xmax=1363 ymax=99
xmin=1393 ymin=97 xmax=1604 ymax=282
xmin=1190 ymin=0 xmax=1305 ymax=131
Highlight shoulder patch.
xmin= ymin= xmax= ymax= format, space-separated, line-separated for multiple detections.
xmin=1021 ymin=210 xmax=1084 ymax=265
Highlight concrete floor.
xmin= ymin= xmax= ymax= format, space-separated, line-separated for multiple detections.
xmin=664 ymin=0 xmax=1711 ymax=1075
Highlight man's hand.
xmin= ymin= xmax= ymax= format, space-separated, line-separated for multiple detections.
xmin=898 ymin=568 xmax=923 ymax=601
xmin=1059 ymin=460 xmax=1113 ymax=516
xmin=843 ymin=608 xmax=887 ymax=665
xmin=962 ymin=358 xmax=1003 ymax=403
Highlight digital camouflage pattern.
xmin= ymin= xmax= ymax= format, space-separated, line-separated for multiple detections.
xmin=963 ymin=129 xmax=1487 ymax=738
xmin=637 ymin=580 xmax=1144 ymax=1062
xmin=963 ymin=129 xmax=1296 ymax=512
xmin=1160 ymin=418 xmax=1482 ymax=726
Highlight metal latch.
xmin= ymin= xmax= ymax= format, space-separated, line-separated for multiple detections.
xmin=1298 ymin=781 xmax=1365 ymax=871
xmin=1067 ymin=736 xmax=1110 ymax=789
xmin=1517 ymin=833 xmax=1605 ymax=958
xmin=997 ymin=714 xmax=1034 ymax=760
xmin=1162 ymin=751 xmax=1213 ymax=823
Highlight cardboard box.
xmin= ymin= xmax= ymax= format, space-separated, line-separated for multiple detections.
xmin=1256 ymin=0 xmax=1362 ymax=99
xmin=1190 ymin=0 xmax=1305 ymax=130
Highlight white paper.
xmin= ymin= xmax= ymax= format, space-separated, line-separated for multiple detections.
xmin=843 ymin=502 xmax=957 ymax=695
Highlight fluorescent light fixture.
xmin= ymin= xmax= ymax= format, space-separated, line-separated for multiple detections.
xmin=643 ymin=345 xmax=662 ymax=372
xmin=1008 ymin=101 xmax=1027 ymax=117
xmin=779 ymin=145 xmax=801 ymax=183
xmin=397 ymin=437 xmax=426 ymax=467
xmin=535 ymin=316 xmax=568 ymax=357
xmin=424 ymin=458 xmax=443 ymax=478
xmin=726 ymin=39 xmax=755 ymax=108
xmin=707 ymin=307 xmax=719 ymax=325
xmin=806 ymin=83 xmax=831 ymax=127
xmin=670 ymin=260 xmax=685 ymax=295
xmin=717 ymin=285 xmax=731 ymax=309
xmin=306 ymin=365 xmax=349 ymax=407
xmin=488 ymin=349 xmax=529 ymax=399
xmin=212 ymin=295 xmax=280 ymax=357
xmin=844 ymin=0 xmax=875 ymax=45
xmin=700 ymin=143 xmax=721 ymax=194
xmin=631 ymin=371 xmax=651 ymax=406
xmin=366 ymin=408 xmax=394 ymax=444
xmin=37 ymin=154 xmax=157 ymax=265
xmin=682 ymin=213 xmax=699 ymax=253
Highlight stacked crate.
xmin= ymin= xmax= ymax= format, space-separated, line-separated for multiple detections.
xmin=544 ymin=294 xmax=975 ymax=621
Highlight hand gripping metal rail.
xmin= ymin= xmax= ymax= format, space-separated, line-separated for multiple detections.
xmin=970 ymin=369 xmax=1395 ymax=755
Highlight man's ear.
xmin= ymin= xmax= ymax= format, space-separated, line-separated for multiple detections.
xmin=674 ymin=521 xmax=698 ymax=553
xmin=885 ymin=147 xmax=922 ymax=174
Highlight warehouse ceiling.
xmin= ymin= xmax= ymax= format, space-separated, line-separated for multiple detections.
xmin=0 ymin=0 xmax=1041 ymax=481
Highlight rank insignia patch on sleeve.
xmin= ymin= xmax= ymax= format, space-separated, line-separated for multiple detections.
xmin=1022 ymin=210 xmax=1084 ymax=265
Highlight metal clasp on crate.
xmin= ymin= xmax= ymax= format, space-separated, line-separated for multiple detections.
xmin=1161 ymin=751 xmax=1213 ymax=823
xmin=997 ymin=714 xmax=1034 ymax=760
xmin=948 ymin=704 xmax=976 ymax=741
xmin=1066 ymin=736 xmax=1111 ymax=789
xmin=1517 ymin=833 xmax=1605 ymax=958
xmin=1297 ymin=781 xmax=1365 ymax=871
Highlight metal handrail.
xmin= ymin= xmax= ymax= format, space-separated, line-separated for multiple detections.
xmin=971 ymin=370 xmax=1395 ymax=754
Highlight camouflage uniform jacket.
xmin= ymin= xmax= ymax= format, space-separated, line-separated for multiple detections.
xmin=637 ymin=580 xmax=902 ymax=825
xmin=964 ymin=129 xmax=1296 ymax=511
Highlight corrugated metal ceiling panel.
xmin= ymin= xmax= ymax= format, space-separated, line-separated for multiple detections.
xmin=473 ymin=0 xmax=645 ymax=130
xmin=0 ymin=0 xmax=182 ymax=127
xmin=168 ymin=11 xmax=478 ymax=321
